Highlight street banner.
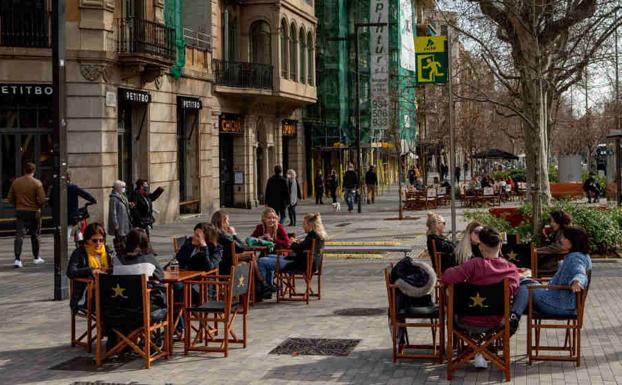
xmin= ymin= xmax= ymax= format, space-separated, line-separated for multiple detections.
xmin=399 ymin=0 xmax=416 ymax=72
xmin=415 ymin=36 xmax=448 ymax=83
xmin=370 ymin=0 xmax=389 ymax=133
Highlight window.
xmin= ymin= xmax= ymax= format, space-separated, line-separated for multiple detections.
xmin=289 ymin=23 xmax=297 ymax=81
xmin=0 ymin=0 xmax=49 ymax=48
xmin=250 ymin=20 xmax=271 ymax=65
xmin=280 ymin=19 xmax=288 ymax=78
xmin=222 ymin=10 xmax=238 ymax=61
xmin=299 ymin=28 xmax=306 ymax=84
xmin=307 ymin=31 xmax=314 ymax=85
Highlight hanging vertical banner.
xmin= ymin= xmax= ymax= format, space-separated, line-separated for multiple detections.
xmin=399 ymin=0 xmax=416 ymax=72
xmin=370 ymin=0 xmax=389 ymax=134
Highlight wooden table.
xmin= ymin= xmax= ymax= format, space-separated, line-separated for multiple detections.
xmin=162 ymin=269 xmax=207 ymax=352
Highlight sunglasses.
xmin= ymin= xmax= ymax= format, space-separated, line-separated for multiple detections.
xmin=89 ymin=238 xmax=105 ymax=244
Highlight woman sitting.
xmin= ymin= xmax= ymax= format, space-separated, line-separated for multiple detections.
xmin=67 ymin=223 xmax=114 ymax=313
xmin=537 ymin=209 xmax=572 ymax=272
xmin=175 ymin=222 xmax=223 ymax=272
xmin=251 ymin=208 xmax=290 ymax=250
xmin=454 ymin=221 xmax=483 ymax=265
xmin=510 ymin=226 xmax=592 ymax=331
xmin=257 ymin=213 xmax=327 ymax=300
xmin=426 ymin=212 xmax=456 ymax=273
xmin=211 ymin=209 xmax=245 ymax=275
xmin=113 ymin=228 xmax=164 ymax=281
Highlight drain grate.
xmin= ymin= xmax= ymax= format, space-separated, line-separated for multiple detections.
xmin=49 ymin=355 xmax=132 ymax=372
xmin=335 ymin=222 xmax=352 ymax=227
xmin=333 ymin=307 xmax=387 ymax=316
xmin=270 ymin=338 xmax=361 ymax=356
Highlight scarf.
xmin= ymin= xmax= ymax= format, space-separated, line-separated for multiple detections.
xmin=85 ymin=244 xmax=109 ymax=270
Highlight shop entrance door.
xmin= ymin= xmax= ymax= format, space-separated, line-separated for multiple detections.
xmin=219 ymin=134 xmax=234 ymax=207
xmin=118 ymin=96 xmax=149 ymax=188
xmin=177 ymin=104 xmax=200 ymax=214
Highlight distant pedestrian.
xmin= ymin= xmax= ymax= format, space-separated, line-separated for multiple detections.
xmin=441 ymin=163 xmax=449 ymax=181
xmin=464 ymin=161 xmax=469 ymax=177
xmin=128 ymin=179 xmax=164 ymax=236
xmin=583 ymin=173 xmax=601 ymax=203
xmin=264 ymin=165 xmax=290 ymax=224
xmin=49 ymin=170 xmax=97 ymax=243
xmin=314 ymin=170 xmax=325 ymax=205
xmin=455 ymin=166 xmax=461 ymax=183
xmin=327 ymin=169 xmax=339 ymax=203
xmin=7 ymin=162 xmax=46 ymax=268
xmin=108 ymin=180 xmax=133 ymax=255
xmin=343 ymin=163 xmax=359 ymax=212
xmin=408 ymin=168 xmax=416 ymax=186
xmin=286 ymin=169 xmax=302 ymax=226
xmin=365 ymin=165 xmax=378 ymax=204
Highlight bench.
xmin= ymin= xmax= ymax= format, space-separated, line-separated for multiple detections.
xmin=550 ymin=183 xmax=584 ymax=200
xmin=323 ymin=245 xmax=413 ymax=258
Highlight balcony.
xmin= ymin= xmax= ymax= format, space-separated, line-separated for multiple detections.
xmin=213 ymin=59 xmax=273 ymax=91
xmin=117 ymin=17 xmax=175 ymax=80
xmin=0 ymin=7 xmax=50 ymax=48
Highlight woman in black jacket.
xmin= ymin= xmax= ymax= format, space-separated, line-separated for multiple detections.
xmin=175 ymin=222 xmax=223 ymax=271
xmin=113 ymin=228 xmax=164 ymax=281
xmin=128 ymin=179 xmax=164 ymax=235
xmin=66 ymin=223 xmax=114 ymax=313
xmin=211 ymin=210 xmax=245 ymax=275
xmin=425 ymin=212 xmax=456 ymax=273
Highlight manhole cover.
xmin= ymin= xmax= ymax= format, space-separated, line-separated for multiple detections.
xmin=333 ymin=307 xmax=387 ymax=316
xmin=270 ymin=338 xmax=361 ymax=356
xmin=335 ymin=222 xmax=352 ymax=227
xmin=49 ymin=355 xmax=132 ymax=372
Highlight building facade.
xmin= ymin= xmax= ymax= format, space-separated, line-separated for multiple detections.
xmin=0 ymin=0 xmax=316 ymax=228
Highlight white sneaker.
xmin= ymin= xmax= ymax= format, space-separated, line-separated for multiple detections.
xmin=14 ymin=259 xmax=22 ymax=268
xmin=473 ymin=353 xmax=488 ymax=369
xmin=33 ymin=257 xmax=45 ymax=265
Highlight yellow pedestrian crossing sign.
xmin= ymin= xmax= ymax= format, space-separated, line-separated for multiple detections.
xmin=415 ymin=36 xmax=448 ymax=84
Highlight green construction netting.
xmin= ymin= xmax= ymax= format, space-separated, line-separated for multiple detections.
xmin=306 ymin=0 xmax=417 ymax=148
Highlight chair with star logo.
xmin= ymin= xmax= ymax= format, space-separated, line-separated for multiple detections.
xmin=182 ymin=261 xmax=251 ymax=357
xmin=446 ymin=279 xmax=511 ymax=381
xmin=95 ymin=273 xmax=169 ymax=368
xmin=501 ymin=241 xmax=533 ymax=269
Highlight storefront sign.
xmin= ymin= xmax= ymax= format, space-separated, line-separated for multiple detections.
xmin=219 ymin=114 xmax=243 ymax=135
xmin=119 ymin=88 xmax=151 ymax=104
xmin=370 ymin=0 xmax=389 ymax=134
xmin=178 ymin=96 xmax=202 ymax=110
xmin=0 ymin=83 xmax=53 ymax=97
xmin=282 ymin=120 xmax=297 ymax=137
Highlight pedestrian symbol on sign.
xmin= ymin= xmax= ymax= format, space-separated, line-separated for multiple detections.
xmin=420 ymin=55 xmax=445 ymax=82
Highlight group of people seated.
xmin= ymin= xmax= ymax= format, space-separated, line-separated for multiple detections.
xmin=424 ymin=210 xmax=591 ymax=368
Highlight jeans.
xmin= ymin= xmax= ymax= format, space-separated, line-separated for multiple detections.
xmin=277 ymin=209 xmax=286 ymax=225
xmin=344 ymin=188 xmax=355 ymax=211
xmin=257 ymin=255 xmax=293 ymax=293
xmin=511 ymin=278 xmax=577 ymax=319
xmin=15 ymin=210 xmax=41 ymax=260
xmin=315 ymin=190 xmax=324 ymax=204
xmin=287 ymin=204 xmax=297 ymax=226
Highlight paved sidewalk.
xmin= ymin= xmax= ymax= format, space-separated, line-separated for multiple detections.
xmin=0 ymin=191 xmax=621 ymax=384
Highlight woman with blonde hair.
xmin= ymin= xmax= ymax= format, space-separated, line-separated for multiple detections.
xmin=454 ymin=221 xmax=483 ymax=265
xmin=425 ymin=212 xmax=456 ymax=273
xmin=211 ymin=209 xmax=245 ymax=275
xmin=251 ymin=207 xmax=290 ymax=249
xmin=257 ymin=213 xmax=327 ymax=300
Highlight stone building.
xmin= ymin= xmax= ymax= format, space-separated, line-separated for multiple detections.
xmin=0 ymin=0 xmax=316 ymax=229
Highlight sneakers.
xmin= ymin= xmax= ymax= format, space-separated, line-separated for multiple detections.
xmin=509 ymin=313 xmax=520 ymax=336
xmin=473 ymin=353 xmax=488 ymax=369
xmin=14 ymin=259 xmax=22 ymax=268
xmin=33 ymin=257 xmax=45 ymax=265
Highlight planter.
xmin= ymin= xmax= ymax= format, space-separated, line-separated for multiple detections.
xmin=489 ymin=207 xmax=526 ymax=228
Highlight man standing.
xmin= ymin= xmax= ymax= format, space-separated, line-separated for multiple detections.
xmin=7 ymin=162 xmax=46 ymax=268
xmin=365 ymin=165 xmax=378 ymax=204
xmin=343 ymin=163 xmax=359 ymax=212
xmin=265 ymin=165 xmax=290 ymax=224
xmin=49 ymin=170 xmax=97 ymax=242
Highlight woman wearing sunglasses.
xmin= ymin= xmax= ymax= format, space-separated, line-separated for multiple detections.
xmin=67 ymin=222 xmax=114 ymax=314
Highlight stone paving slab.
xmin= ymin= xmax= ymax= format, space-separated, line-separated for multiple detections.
xmin=0 ymin=192 xmax=620 ymax=384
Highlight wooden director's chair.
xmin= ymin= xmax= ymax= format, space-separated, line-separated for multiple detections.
xmin=275 ymin=239 xmax=323 ymax=304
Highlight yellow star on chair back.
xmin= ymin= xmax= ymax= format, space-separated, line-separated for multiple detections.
xmin=469 ymin=292 xmax=488 ymax=308
xmin=238 ymin=276 xmax=245 ymax=288
xmin=111 ymin=283 xmax=128 ymax=298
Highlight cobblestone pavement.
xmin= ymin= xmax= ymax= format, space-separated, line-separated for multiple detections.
xmin=0 ymin=191 xmax=621 ymax=385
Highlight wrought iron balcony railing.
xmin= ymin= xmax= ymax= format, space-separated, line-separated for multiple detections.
xmin=213 ymin=59 xmax=273 ymax=90
xmin=0 ymin=5 xmax=50 ymax=48
xmin=117 ymin=17 xmax=175 ymax=61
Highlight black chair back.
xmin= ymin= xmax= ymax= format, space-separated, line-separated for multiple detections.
xmin=232 ymin=262 xmax=250 ymax=297
xmin=99 ymin=274 xmax=145 ymax=329
xmin=453 ymin=281 xmax=506 ymax=317
xmin=312 ymin=239 xmax=324 ymax=272
xmin=501 ymin=242 xmax=532 ymax=268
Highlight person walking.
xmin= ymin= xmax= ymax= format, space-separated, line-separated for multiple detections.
xmin=49 ymin=170 xmax=97 ymax=243
xmin=343 ymin=163 xmax=359 ymax=212
xmin=327 ymin=169 xmax=339 ymax=203
xmin=408 ymin=167 xmax=416 ymax=186
xmin=128 ymin=179 xmax=164 ymax=236
xmin=286 ymin=169 xmax=302 ymax=226
xmin=264 ymin=165 xmax=290 ymax=224
xmin=7 ymin=162 xmax=46 ymax=268
xmin=365 ymin=165 xmax=378 ymax=204
xmin=314 ymin=170 xmax=325 ymax=205
xmin=455 ymin=165 xmax=461 ymax=183
xmin=108 ymin=180 xmax=133 ymax=255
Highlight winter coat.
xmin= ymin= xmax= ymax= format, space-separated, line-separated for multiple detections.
xmin=285 ymin=230 xmax=324 ymax=272
xmin=389 ymin=256 xmax=437 ymax=311
xmin=128 ymin=187 xmax=164 ymax=230
xmin=113 ymin=252 xmax=164 ymax=282
xmin=288 ymin=178 xmax=302 ymax=206
xmin=365 ymin=170 xmax=378 ymax=186
xmin=541 ymin=252 xmax=592 ymax=312
xmin=218 ymin=232 xmax=246 ymax=275
xmin=66 ymin=245 xmax=114 ymax=313
xmin=49 ymin=182 xmax=97 ymax=224
xmin=343 ymin=170 xmax=358 ymax=189
xmin=265 ymin=174 xmax=290 ymax=211
xmin=426 ymin=234 xmax=457 ymax=273
xmin=175 ymin=238 xmax=223 ymax=272
xmin=108 ymin=191 xmax=132 ymax=237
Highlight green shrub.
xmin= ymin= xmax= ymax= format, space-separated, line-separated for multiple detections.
xmin=548 ymin=165 xmax=559 ymax=183
xmin=464 ymin=210 xmax=512 ymax=234
xmin=508 ymin=168 xmax=526 ymax=182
